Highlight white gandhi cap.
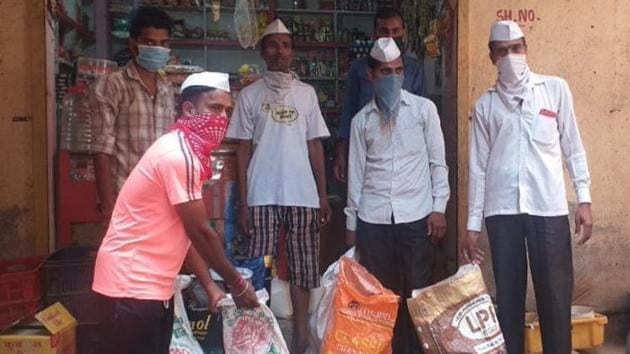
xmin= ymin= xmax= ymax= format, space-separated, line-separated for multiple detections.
xmin=180 ymin=72 xmax=230 ymax=93
xmin=489 ymin=20 xmax=524 ymax=42
xmin=369 ymin=37 xmax=401 ymax=63
xmin=262 ymin=19 xmax=291 ymax=38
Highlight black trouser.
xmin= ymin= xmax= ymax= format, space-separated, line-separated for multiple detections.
xmin=356 ymin=217 xmax=433 ymax=354
xmin=486 ymin=215 xmax=573 ymax=354
xmin=97 ymin=293 xmax=174 ymax=354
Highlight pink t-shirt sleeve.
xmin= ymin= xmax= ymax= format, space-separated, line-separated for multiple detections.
xmin=156 ymin=150 xmax=203 ymax=205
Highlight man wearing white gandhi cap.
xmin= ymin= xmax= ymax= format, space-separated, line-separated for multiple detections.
xmin=92 ymin=71 xmax=259 ymax=354
xmin=345 ymin=37 xmax=450 ymax=353
xmin=226 ymin=18 xmax=331 ymax=353
xmin=463 ymin=20 xmax=593 ymax=354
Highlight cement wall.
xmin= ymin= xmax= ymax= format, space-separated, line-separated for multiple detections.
xmin=457 ymin=0 xmax=630 ymax=341
xmin=0 ymin=0 xmax=50 ymax=259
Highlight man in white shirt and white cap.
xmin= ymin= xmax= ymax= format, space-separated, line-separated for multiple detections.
xmin=226 ymin=19 xmax=331 ymax=353
xmin=93 ymin=72 xmax=259 ymax=354
xmin=345 ymin=37 xmax=449 ymax=353
xmin=462 ymin=20 xmax=593 ymax=354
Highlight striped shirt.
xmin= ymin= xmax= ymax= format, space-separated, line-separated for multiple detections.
xmin=90 ymin=61 xmax=176 ymax=193
xmin=92 ymin=131 xmax=201 ymax=300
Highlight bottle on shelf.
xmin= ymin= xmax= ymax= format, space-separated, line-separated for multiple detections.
xmin=60 ymin=84 xmax=91 ymax=153
xmin=310 ymin=56 xmax=320 ymax=77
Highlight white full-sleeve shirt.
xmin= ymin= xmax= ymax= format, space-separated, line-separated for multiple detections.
xmin=345 ymin=90 xmax=450 ymax=231
xmin=467 ymin=73 xmax=591 ymax=232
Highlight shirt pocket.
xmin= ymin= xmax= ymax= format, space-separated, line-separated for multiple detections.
xmin=399 ymin=116 xmax=425 ymax=153
xmin=532 ymin=110 xmax=559 ymax=146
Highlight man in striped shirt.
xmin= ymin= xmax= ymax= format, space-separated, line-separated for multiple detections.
xmin=93 ymin=73 xmax=258 ymax=354
xmin=91 ymin=7 xmax=176 ymax=225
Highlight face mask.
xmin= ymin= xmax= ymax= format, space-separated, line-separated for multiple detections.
xmin=263 ymin=70 xmax=293 ymax=90
xmin=496 ymin=54 xmax=529 ymax=86
xmin=373 ymin=74 xmax=403 ymax=120
xmin=136 ymin=45 xmax=170 ymax=72
xmin=172 ymin=114 xmax=229 ymax=180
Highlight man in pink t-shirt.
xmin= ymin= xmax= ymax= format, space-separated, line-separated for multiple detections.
xmin=93 ymin=72 xmax=258 ymax=354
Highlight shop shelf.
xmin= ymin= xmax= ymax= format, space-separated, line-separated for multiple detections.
xmin=275 ymin=8 xmax=375 ymax=15
xmin=56 ymin=12 xmax=95 ymax=41
xmin=155 ymin=5 xmax=204 ymax=12
xmin=43 ymin=246 xmax=96 ymax=296
xmin=294 ymin=41 xmax=349 ymax=48
xmin=275 ymin=7 xmax=336 ymax=14
xmin=218 ymin=6 xmax=270 ymax=13
xmin=168 ymin=38 xmax=348 ymax=49
xmin=57 ymin=57 xmax=74 ymax=67
xmin=170 ymin=39 xmax=241 ymax=47
xmin=335 ymin=10 xmax=377 ymax=15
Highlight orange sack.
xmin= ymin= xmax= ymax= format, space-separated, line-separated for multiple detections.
xmin=321 ymin=257 xmax=400 ymax=354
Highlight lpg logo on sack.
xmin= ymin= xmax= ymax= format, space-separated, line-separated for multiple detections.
xmin=451 ymin=294 xmax=500 ymax=339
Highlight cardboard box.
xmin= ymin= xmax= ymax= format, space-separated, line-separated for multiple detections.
xmin=0 ymin=302 xmax=77 ymax=354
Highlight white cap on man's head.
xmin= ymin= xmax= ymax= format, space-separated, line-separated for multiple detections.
xmin=369 ymin=37 xmax=401 ymax=63
xmin=489 ymin=20 xmax=524 ymax=42
xmin=180 ymin=72 xmax=230 ymax=93
xmin=262 ymin=19 xmax=291 ymax=38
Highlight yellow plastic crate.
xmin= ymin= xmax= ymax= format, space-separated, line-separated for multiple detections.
xmin=524 ymin=312 xmax=608 ymax=354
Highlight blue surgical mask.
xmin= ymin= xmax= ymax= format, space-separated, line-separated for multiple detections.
xmin=373 ymin=74 xmax=403 ymax=120
xmin=136 ymin=45 xmax=170 ymax=72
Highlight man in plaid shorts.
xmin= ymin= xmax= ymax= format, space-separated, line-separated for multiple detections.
xmin=225 ymin=19 xmax=331 ymax=353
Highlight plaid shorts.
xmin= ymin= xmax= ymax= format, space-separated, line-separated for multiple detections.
xmin=248 ymin=206 xmax=320 ymax=289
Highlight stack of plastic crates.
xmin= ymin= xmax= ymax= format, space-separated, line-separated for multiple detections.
xmin=0 ymin=256 xmax=44 ymax=329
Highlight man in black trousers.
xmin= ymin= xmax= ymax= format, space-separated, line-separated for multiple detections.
xmin=463 ymin=20 xmax=594 ymax=354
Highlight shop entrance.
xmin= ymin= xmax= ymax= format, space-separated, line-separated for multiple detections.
xmin=403 ymin=0 xmax=459 ymax=279
xmin=47 ymin=0 xmax=460 ymax=279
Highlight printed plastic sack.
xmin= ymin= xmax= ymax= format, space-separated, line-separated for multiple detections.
xmin=170 ymin=275 xmax=205 ymax=354
xmin=407 ymin=264 xmax=506 ymax=354
xmin=321 ymin=256 xmax=400 ymax=354
xmin=307 ymin=247 xmax=357 ymax=352
xmin=219 ymin=289 xmax=289 ymax=354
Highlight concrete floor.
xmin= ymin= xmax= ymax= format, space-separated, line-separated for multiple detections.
xmin=580 ymin=344 xmax=627 ymax=354
xmin=278 ymin=318 xmax=293 ymax=347
xmin=279 ymin=317 xmax=628 ymax=354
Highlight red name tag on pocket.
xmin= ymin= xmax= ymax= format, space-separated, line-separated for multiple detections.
xmin=539 ymin=108 xmax=557 ymax=118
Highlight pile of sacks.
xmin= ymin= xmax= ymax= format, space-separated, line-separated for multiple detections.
xmin=308 ymin=249 xmax=506 ymax=354
xmin=169 ymin=250 xmax=506 ymax=354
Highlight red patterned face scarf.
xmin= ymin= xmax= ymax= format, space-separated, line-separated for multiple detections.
xmin=172 ymin=114 xmax=229 ymax=180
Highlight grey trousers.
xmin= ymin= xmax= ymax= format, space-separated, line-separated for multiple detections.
xmin=486 ymin=214 xmax=573 ymax=354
